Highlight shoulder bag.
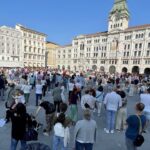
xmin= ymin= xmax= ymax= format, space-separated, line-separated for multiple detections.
xmin=133 ymin=115 xmax=144 ymax=147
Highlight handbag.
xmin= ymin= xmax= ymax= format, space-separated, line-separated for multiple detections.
xmin=84 ymin=103 xmax=90 ymax=109
xmin=24 ymin=128 xmax=38 ymax=141
xmin=133 ymin=115 xmax=144 ymax=147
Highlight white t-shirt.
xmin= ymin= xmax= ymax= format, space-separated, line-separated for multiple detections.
xmin=22 ymin=85 xmax=32 ymax=94
xmin=41 ymin=80 xmax=46 ymax=86
xmin=35 ymin=84 xmax=43 ymax=94
xmin=54 ymin=123 xmax=65 ymax=137
xmin=68 ymin=83 xmax=74 ymax=91
xmin=15 ymin=95 xmax=25 ymax=104
xmin=140 ymin=94 xmax=150 ymax=113
xmin=104 ymin=92 xmax=122 ymax=111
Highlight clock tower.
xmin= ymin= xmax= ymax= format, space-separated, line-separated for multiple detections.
xmin=108 ymin=0 xmax=129 ymax=32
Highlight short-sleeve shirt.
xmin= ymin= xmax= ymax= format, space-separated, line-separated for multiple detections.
xmin=125 ymin=115 xmax=146 ymax=140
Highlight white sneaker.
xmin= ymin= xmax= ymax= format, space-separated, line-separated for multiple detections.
xmin=104 ymin=128 xmax=109 ymax=133
xmin=110 ymin=130 xmax=114 ymax=134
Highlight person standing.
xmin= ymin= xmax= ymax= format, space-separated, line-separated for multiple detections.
xmin=10 ymin=103 xmax=31 ymax=150
xmin=104 ymin=88 xmax=122 ymax=133
xmin=95 ymin=86 xmax=104 ymax=117
xmin=69 ymin=87 xmax=79 ymax=125
xmin=29 ymin=75 xmax=35 ymax=89
xmin=116 ymin=90 xmax=127 ymax=131
xmin=53 ymin=113 xmax=70 ymax=150
xmin=140 ymin=87 xmax=150 ymax=130
xmin=41 ymin=76 xmax=47 ymax=97
xmin=0 ymin=74 xmax=5 ymax=101
xmin=35 ymin=100 xmax=56 ymax=136
xmin=52 ymin=83 xmax=62 ymax=113
xmin=125 ymin=103 xmax=146 ymax=150
xmin=74 ymin=109 xmax=97 ymax=150
xmin=21 ymin=81 xmax=32 ymax=104
xmin=35 ymin=80 xmax=43 ymax=106
xmin=68 ymin=79 xmax=75 ymax=99
xmin=81 ymin=89 xmax=96 ymax=111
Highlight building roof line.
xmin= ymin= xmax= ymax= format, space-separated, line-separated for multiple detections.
xmin=16 ymin=24 xmax=47 ymax=36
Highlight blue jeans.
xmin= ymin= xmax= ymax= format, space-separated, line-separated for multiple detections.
xmin=53 ymin=135 xmax=67 ymax=150
xmin=36 ymin=94 xmax=42 ymax=106
xmin=106 ymin=110 xmax=116 ymax=131
xmin=10 ymin=138 xmax=26 ymax=150
xmin=76 ymin=141 xmax=93 ymax=150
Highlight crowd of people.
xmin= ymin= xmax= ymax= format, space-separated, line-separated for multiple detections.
xmin=0 ymin=68 xmax=150 ymax=150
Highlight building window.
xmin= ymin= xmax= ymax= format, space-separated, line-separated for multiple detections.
xmin=146 ymin=51 xmax=150 ymax=56
xmin=124 ymin=45 xmax=126 ymax=50
xmin=135 ymin=44 xmax=138 ymax=49
xmin=128 ymin=44 xmax=130 ymax=49
xmin=80 ymin=44 xmax=84 ymax=50
xmin=87 ymin=40 xmax=91 ymax=44
xmin=139 ymin=43 xmax=142 ymax=49
xmin=141 ymin=34 xmax=144 ymax=38
xmin=138 ymin=51 xmax=141 ymax=57
xmin=148 ymin=43 xmax=150 ymax=49
xmin=124 ymin=52 xmax=126 ymax=57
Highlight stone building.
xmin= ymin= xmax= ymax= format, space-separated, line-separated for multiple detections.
xmin=46 ymin=41 xmax=59 ymax=68
xmin=55 ymin=0 xmax=150 ymax=74
xmin=0 ymin=26 xmax=23 ymax=67
xmin=0 ymin=24 xmax=47 ymax=68
xmin=16 ymin=24 xmax=47 ymax=68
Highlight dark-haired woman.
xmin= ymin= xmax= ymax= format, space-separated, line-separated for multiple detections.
xmin=53 ymin=113 xmax=70 ymax=150
xmin=10 ymin=103 xmax=31 ymax=150
xmin=69 ymin=87 xmax=79 ymax=124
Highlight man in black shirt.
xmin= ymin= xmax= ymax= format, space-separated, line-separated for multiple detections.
xmin=35 ymin=100 xmax=55 ymax=136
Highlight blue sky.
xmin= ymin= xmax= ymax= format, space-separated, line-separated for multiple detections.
xmin=0 ymin=0 xmax=150 ymax=45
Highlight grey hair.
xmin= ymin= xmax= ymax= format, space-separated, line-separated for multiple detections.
xmin=83 ymin=109 xmax=91 ymax=120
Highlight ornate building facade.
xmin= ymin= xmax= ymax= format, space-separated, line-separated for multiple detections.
xmin=0 ymin=26 xmax=23 ymax=67
xmin=55 ymin=0 xmax=150 ymax=74
xmin=16 ymin=24 xmax=46 ymax=68
xmin=0 ymin=24 xmax=46 ymax=68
